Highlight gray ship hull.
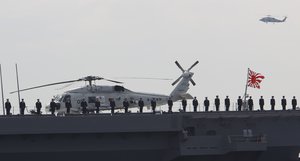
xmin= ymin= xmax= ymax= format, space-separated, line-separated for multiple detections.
xmin=0 ymin=111 xmax=300 ymax=161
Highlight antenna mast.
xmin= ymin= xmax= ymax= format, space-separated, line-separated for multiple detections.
xmin=0 ymin=64 xmax=5 ymax=115
xmin=15 ymin=64 xmax=21 ymax=110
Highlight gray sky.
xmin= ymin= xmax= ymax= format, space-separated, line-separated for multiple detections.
xmin=1 ymin=0 xmax=300 ymax=113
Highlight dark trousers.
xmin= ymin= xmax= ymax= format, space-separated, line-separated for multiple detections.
xmin=111 ymin=107 xmax=115 ymax=114
xmin=66 ymin=107 xmax=71 ymax=114
xmin=5 ymin=108 xmax=11 ymax=115
xmin=293 ymin=105 xmax=296 ymax=110
xmin=96 ymin=107 xmax=99 ymax=114
xmin=249 ymin=105 xmax=253 ymax=111
xmin=20 ymin=107 xmax=25 ymax=115
xmin=260 ymin=105 xmax=264 ymax=111
xmin=168 ymin=106 xmax=172 ymax=112
xmin=37 ymin=108 xmax=41 ymax=114
xmin=282 ymin=105 xmax=286 ymax=110
xmin=225 ymin=106 xmax=229 ymax=111
xmin=193 ymin=106 xmax=197 ymax=112
xmin=82 ymin=107 xmax=87 ymax=114
xmin=182 ymin=105 xmax=186 ymax=112
xmin=139 ymin=106 xmax=143 ymax=113
xmin=125 ymin=107 xmax=128 ymax=113
xmin=271 ymin=105 xmax=275 ymax=110
xmin=50 ymin=108 xmax=55 ymax=115
xmin=216 ymin=105 xmax=219 ymax=111
xmin=152 ymin=106 xmax=156 ymax=114
xmin=205 ymin=106 xmax=209 ymax=112
xmin=238 ymin=105 xmax=242 ymax=111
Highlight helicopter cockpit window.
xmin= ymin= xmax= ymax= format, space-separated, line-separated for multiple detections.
xmin=62 ymin=95 xmax=71 ymax=102
xmin=88 ymin=97 xmax=96 ymax=103
xmin=114 ymin=85 xmax=124 ymax=92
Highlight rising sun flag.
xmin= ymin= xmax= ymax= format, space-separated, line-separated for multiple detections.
xmin=247 ymin=69 xmax=265 ymax=89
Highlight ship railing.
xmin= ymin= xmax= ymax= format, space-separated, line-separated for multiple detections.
xmin=227 ymin=135 xmax=267 ymax=144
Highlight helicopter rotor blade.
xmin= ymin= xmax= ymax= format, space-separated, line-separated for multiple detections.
xmin=190 ymin=78 xmax=196 ymax=86
xmin=175 ymin=61 xmax=185 ymax=73
xmin=10 ymin=79 xmax=81 ymax=94
xmin=113 ymin=77 xmax=172 ymax=81
xmin=187 ymin=61 xmax=199 ymax=72
xmin=171 ymin=75 xmax=183 ymax=86
xmin=103 ymin=78 xmax=123 ymax=84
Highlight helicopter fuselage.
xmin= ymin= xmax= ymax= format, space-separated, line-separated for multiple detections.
xmin=47 ymin=85 xmax=170 ymax=113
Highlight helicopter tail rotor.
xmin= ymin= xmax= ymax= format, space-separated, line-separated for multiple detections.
xmin=172 ymin=61 xmax=198 ymax=86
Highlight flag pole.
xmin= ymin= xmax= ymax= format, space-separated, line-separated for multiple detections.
xmin=243 ymin=68 xmax=250 ymax=110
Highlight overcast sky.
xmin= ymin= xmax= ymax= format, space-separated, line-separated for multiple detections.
xmin=1 ymin=0 xmax=300 ymax=113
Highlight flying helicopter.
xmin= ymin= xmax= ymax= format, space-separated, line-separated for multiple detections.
xmin=260 ymin=16 xmax=287 ymax=23
xmin=10 ymin=61 xmax=199 ymax=114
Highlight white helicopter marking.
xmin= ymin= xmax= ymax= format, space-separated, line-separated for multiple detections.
xmin=10 ymin=61 xmax=199 ymax=114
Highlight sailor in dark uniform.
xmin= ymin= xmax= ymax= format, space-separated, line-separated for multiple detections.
xmin=5 ymin=99 xmax=11 ymax=116
xmin=35 ymin=99 xmax=42 ymax=115
xmin=237 ymin=96 xmax=242 ymax=111
xmin=181 ymin=98 xmax=187 ymax=112
xmin=248 ymin=96 xmax=253 ymax=111
xmin=281 ymin=96 xmax=287 ymax=110
xmin=138 ymin=98 xmax=144 ymax=113
xmin=50 ymin=99 xmax=56 ymax=115
xmin=110 ymin=98 xmax=116 ymax=114
xmin=65 ymin=99 xmax=72 ymax=114
xmin=81 ymin=99 xmax=88 ymax=114
xmin=151 ymin=98 xmax=156 ymax=114
xmin=167 ymin=97 xmax=173 ymax=113
xmin=204 ymin=97 xmax=209 ymax=112
xmin=95 ymin=98 xmax=100 ymax=114
xmin=292 ymin=96 xmax=297 ymax=110
xmin=225 ymin=96 xmax=230 ymax=111
xmin=270 ymin=96 xmax=275 ymax=110
xmin=123 ymin=98 xmax=130 ymax=113
xmin=192 ymin=97 xmax=198 ymax=112
xmin=20 ymin=99 xmax=26 ymax=115
xmin=215 ymin=96 xmax=220 ymax=111
xmin=259 ymin=96 xmax=264 ymax=111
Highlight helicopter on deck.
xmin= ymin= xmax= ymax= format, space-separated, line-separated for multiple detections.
xmin=10 ymin=61 xmax=199 ymax=114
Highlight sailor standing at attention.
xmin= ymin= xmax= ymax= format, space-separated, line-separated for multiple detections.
xmin=167 ymin=97 xmax=173 ymax=113
xmin=123 ymin=98 xmax=129 ymax=113
xmin=192 ymin=97 xmax=198 ymax=112
xmin=95 ymin=98 xmax=100 ymax=114
xmin=281 ymin=96 xmax=287 ymax=110
xmin=259 ymin=96 xmax=265 ymax=111
xmin=224 ymin=96 xmax=230 ymax=111
xmin=35 ymin=99 xmax=42 ymax=115
xmin=214 ymin=96 xmax=220 ymax=111
xmin=20 ymin=99 xmax=26 ymax=115
xmin=110 ymin=98 xmax=116 ymax=114
xmin=204 ymin=97 xmax=210 ymax=112
xmin=181 ymin=98 xmax=187 ymax=112
xmin=248 ymin=96 xmax=253 ymax=111
xmin=65 ymin=99 xmax=72 ymax=114
xmin=237 ymin=96 xmax=242 ymax=111
xmin=50 ymin=99 xmax=56 ymax=115
xmin=151 ymin=98 xmax=156 ymax=114
xmin=138 ymin=98 xmax=144 ymax=113
xmin=292 ymin=96 xmax=297 ymax=110
xmin=81 ymin=99 xmax=88 ymax=114
xmin=270 ymin=96 xmax=275 ymax=110
xmin=5 ymin=99 xmax=11 ymax=115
